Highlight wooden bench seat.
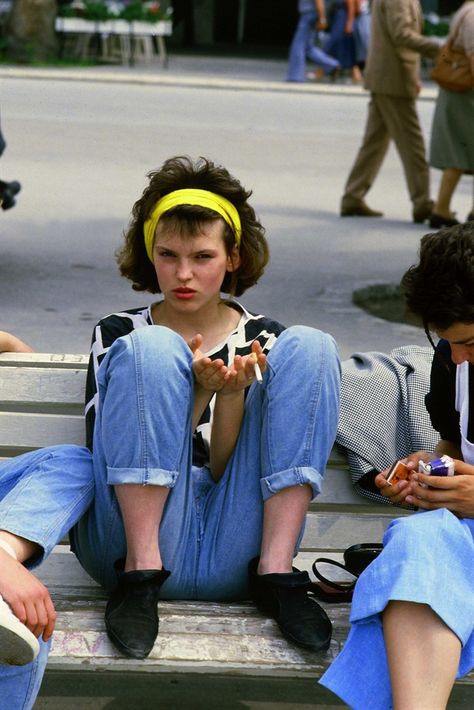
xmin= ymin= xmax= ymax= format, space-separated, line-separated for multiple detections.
xmin=1 ymin=352 xmax=472 ymax=702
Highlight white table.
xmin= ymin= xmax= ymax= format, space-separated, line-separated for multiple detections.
xmin=55 ymin=17 xmax=172 ymax=67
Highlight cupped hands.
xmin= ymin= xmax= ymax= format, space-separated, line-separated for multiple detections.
xmin=189 ymin=334 xmax=266 ymax=394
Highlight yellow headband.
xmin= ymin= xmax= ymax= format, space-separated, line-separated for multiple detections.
xmin=143 ymin=188 xmax=242 ymax=262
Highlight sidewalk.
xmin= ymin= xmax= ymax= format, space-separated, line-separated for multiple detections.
xmin=0 ymin=51 xmax=439 ymax=100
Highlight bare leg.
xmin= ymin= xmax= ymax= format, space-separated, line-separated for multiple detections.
xmin=257 ymin=484 xmax=312 ymax=574
xmin=352 ymin=65 xmax=362 ymax=83
xmin=0 ymin=530 xmax=40 ymax=563
xmin=383 ymin=601 xmax=461 ymax=710
xmin=114 ymin=484 xmax=169 ymax=572
xmin=434 ymin=168 xmax=463 ymax=218
xmin=251 ymin=484 xmax=331 ymax=651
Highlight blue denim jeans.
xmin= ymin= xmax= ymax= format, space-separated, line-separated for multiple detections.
xmin=72 ymin=325 xmax=341 ymax=600
xmin=323 ymin=2 xmax=356 ymax=70
xmin=0 ymin=326 xmax=340 ymax=706
xmin=287 ymin=11 xmax=340 ymax=81
xmin=0 ymin=445 xmax=94 ymax=709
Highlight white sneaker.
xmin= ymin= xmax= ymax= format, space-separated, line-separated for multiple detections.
xmin=0 ymin=595 xmax=40 ymax=665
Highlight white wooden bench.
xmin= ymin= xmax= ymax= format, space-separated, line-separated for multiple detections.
xmin=1 ymin=353 xmax=472 ymax=704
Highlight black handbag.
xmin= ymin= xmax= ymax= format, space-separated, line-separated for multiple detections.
xmin=310 ymin=543 xmax=383 ymax=603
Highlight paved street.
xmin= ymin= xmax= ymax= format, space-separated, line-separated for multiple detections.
xmin=1 ymin=55 xmax=471 ymax=358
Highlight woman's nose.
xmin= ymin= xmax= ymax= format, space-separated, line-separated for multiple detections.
xmin=176 ymin=260 xmax=192 ymax=280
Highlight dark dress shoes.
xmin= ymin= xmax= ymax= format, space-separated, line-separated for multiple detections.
xmin=248 ymin=557 xmax=332 ymax=652
xmin=340 ymin=199 xmax=383 ymax=217
xmin=0 ymin=180 xmax=21 ymax=210
xmin=429 ymin=213 xmax=460 ymax=229
xmin=105 ymin=566 xmax=170 ymax=659
xmin=412 ymin=200 xmax=434 ymax=224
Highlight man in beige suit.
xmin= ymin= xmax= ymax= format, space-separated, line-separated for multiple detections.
xmin=340 ymin=0 xmax=440 ymax=222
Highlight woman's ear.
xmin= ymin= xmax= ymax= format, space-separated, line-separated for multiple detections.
xmin=226 ymin=245 xmax=241 ymax=272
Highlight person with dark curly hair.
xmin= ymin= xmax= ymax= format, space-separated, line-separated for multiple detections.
xmin=321 ymin=221 xmax=474 ymax=709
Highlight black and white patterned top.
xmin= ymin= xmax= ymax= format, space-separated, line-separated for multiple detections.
xmin=336 ymin=345 xmax=439 ymax=505
xmin=85 ymin=302 xmax=286 ymax=465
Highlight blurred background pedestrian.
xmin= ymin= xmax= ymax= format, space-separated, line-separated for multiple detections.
xmin=353 ymin=0 xmax=371 ymax=70
xmin=428 ymin=0 xmax=474 ymax=228
xmin=323 ymin=0 xmax=362 ymax=83
xmin=0 ymin=111 xmax=21 ymax=211
xmin=340 ymin=0 xmax=440 ymax=222
xmin=287 ymin=0 xmax=340 ymax=82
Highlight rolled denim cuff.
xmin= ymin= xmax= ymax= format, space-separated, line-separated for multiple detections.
xmin=260 ymin=466 xmax=324 ymax=502
xmin=106 ymin=466 xmax=179 ymax=487
xmin=0 ymin=526 xmax=47 ymax=570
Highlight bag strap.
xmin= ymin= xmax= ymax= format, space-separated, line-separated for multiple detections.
xmin=312 ymin=557 xmax=357 ymax=592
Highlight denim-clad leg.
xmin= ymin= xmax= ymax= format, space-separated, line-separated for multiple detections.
xmin=323 ymin=2 xmax=356 ymax=70
xmin=194 ymin=326 xmax=341 ymax=600
xmin=320 ymin=510 xmax=474 ymax=709
xmin=72 ymin=325 xmax=340 ymax=601
xmin=72 ymin=326 xmax=196 ymax=590
xmin=0 ymin=445 xmax=93 ymax=709
xmin=0 ymin=640 xmax=50 ymax=710
xmin=287 ymin=12 xmax=339 ymax=81
xmin=0 ymin=446 xmax=94 ymax=565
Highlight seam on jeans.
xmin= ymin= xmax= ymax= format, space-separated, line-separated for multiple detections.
xmin=132 ymin=332 xmax=148 ymax=483
xmin=265 ymin=330 xmax=327 ymax=473
xmin=0 ymin=449 xmax=72 ymax=521
xmin=98 ymin=491 xmax=124 ymax=583
xmin=42 ymin=481 xmax=95 ymax=540
xmin=302 ymin=334 xmax=326 ymax=467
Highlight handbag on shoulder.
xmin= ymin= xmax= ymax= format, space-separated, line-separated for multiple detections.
xmin=430 ymin=7 xmax=474 ymax=92
xmin=431 ymin=43 xmax=473 ymax=92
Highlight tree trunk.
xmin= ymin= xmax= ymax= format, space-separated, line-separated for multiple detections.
xmin=6 ymin=0 xmax=58 ymax=62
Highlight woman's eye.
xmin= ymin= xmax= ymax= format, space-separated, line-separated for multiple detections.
xmin=196 ymin=253 xmax=212 ymax=260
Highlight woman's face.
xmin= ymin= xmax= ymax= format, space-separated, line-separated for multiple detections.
xmin=152 ymin=218 xmax=240 ymax=312
xmin=436 ymin=322 xmax=474 ymax=365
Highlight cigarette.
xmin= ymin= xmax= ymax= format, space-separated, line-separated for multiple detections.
xmin=251 ymin=352 xmax=263 ymax=384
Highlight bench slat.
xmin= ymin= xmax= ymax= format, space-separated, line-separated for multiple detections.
xmin=0 ymin=412 xmax=85 ymax=449
xmin=0 ymin=353 xmax=89 ymax=368
xmin=2 ymin=353 xmax=470 ymax=690
xmin=0 ymin=367 xmax=86 ymax=406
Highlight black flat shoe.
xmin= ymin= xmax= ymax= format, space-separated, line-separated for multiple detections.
xmin=413 ymin=200 xmax=434 ymax=224
xmin=248 ymin=558 xmax=332 ymax=652
xmin=0 ymin=180 xmax=21 ymax=211
xmin=429 ymin=213 xmax=460 ymax=229
xmin=340 ymin=200 xmax=383 ymax=217
xmin=105 ymin=565 xmax=170 ymax=659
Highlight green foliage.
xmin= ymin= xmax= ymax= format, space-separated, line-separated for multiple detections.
xmin=83 ymin=1 xmax=114 ymax=21
xmin=424 ymin=17 xmax=450 ymax=37
xmin=57 ymin=1 xmax=172 ymax=23
xmin=119 ymin=2 xmax=145 ymax=21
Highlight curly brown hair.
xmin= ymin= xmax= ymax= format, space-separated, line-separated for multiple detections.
xmin=401 ymin=222 xmax=474 ymax=341
xmin=116 ymin=155 xmax=269 ymax=296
